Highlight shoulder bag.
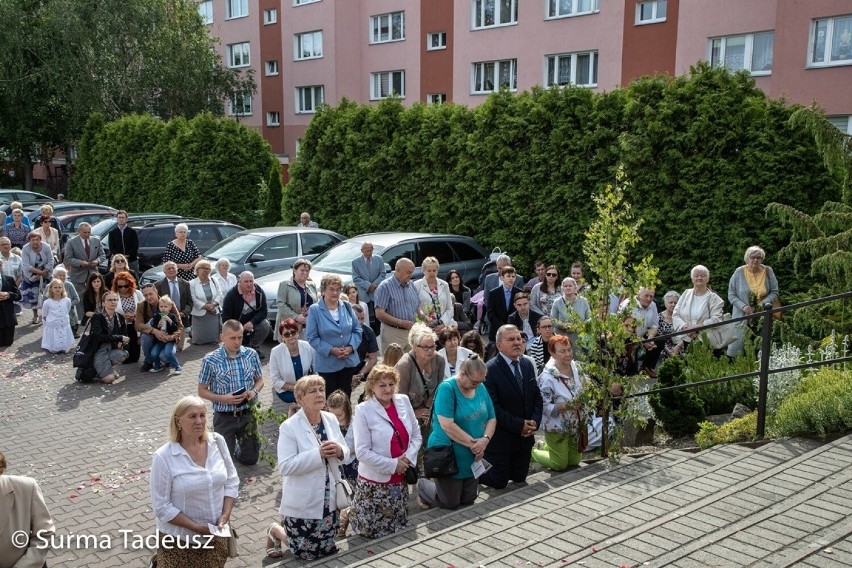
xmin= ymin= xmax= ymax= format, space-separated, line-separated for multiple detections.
xmin=423 ymin=383 xmax=459 ymax=478
xmin=72 ymin=320 xmax=95 ymax=369
xmin=212 ymin=434 xmax=240 ymax=558
xmin=327 ymin=456 xmax=353 ymax=509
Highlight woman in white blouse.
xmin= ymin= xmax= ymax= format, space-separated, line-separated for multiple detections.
xmin=413 ymin=256 xmax=455 ymax=333
xmin=270 ymin=318 xmax=315 ymax=414
xmin=150 ymin=395 xmax=239 ymax=568
xmin=212 ymin=258 xmax=238 ymax=295
xmin=189 ymin=260 xmax=224 ymax=345
xmin=672 ymin=264 xmax=725 ymax=349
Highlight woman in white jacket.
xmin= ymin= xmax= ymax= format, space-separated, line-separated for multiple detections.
xmin=275 ymin=375 xmax=349 ymax=560
xmin=350 ymin=365 xmax=422 ymax=538
xmin=672 ymin=265 xmax=725 ymax=349
xmin=270 ymin=318 xmax=315 ymax=414
xmin=189 ymin=260 xmax=223 ymax=345
xmin=413 ymin=256 xmax=456 ymax=332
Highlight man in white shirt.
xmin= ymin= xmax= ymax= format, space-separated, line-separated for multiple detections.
xmin=619 ymin=287 xmax=661 ymax=376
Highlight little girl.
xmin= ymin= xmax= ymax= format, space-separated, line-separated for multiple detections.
xmin=326 ymin=389 xmax=357 ymax=537
xmin=148 ymin=296 xmax=182 ymax=375
xmin=41 ymin=279 xmax=75 ymax=354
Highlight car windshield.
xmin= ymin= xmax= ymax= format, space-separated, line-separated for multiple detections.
xmin=203 ymin=233 xmax=267 ymax=261
xmin=90 ymin=218 xmax=115 ymax=238
xmin=311 ymin=240 xmax=384 ymax=274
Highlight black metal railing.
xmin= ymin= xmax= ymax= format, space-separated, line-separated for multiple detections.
xmin=621 ymin=290 xmax=852 ymax=439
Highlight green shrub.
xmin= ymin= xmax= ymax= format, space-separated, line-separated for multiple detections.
xmin=650 ymin=357 xmax=705 ymax=438
xmin=681 ymin=339 xmax=758 ymax=414
xmin=695 ymin=412 xmax=758 ymax=450
xmin=773 ymin=368 xmax=852 ymax=438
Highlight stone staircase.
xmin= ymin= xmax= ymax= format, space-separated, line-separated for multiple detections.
xmin=263 ymin=433 xmax=852 ymax=567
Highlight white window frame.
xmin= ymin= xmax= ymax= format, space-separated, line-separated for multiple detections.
xmin=226 ymin=0 xmax=248 ymax=20
xmin=265 ymin=60 xmax=279 ymax=76
xmin=263 ymin=9 xmax=278 ymax=25
xmin=545 ymin=51 xmax=598 ymax=88
xmin=198 ymin=0 xmax=213 ymax=25
xmin=473 ymin=0 xmax=518 ymax=29
xmin=370 ymin=71 xmax=405 ymax=100
xmin=427 ymin=93 xmax=447 ymax=104
xmin=370 ymin=11 xmax=405 ymax=44
xmin=296 ymin=85 xmax=324 ymax=114
xmin=808 ymin=15 xmax=852 ymax=68
xmin=635 ymin=1 xmax=667 ymax=25
xmin=294 ymin=31 xmax=323 ymax=60
xmin=266 ymin=111 xmax=281 ymax=127
xmin=228 ymin=92 xmax=252 ymax=116
xmin=471 ymin=59 xmax=517 ymax=94
xmin=827 ymin=116 xmax=852 ymax=134
xmin=227 ymin=42 xmax=251 ymax=68
xmin=709 ymin=32 xmax=774 ymax=76
xmin=427 ymin=32 xmax=447 ymax=51
xmin=546 ymin=0 xmax=599 ymax=20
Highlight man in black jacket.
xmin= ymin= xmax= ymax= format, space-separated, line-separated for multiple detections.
xmin=0 ymin=258 xmax=22 ymax=346
xmin=107 ymin=211 xmax=139 ymax=272
xmin=221 ymin=271 xmax=270 ymax=358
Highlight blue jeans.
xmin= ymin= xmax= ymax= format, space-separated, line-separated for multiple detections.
xmin=141 ymin=332 xmax=154 ymax=364
xmin=149 ymin=341 xmax=180 ymax=370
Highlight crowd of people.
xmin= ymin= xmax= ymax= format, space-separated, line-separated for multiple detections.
xmin=2 ymin=205 xmax=785 ymax=564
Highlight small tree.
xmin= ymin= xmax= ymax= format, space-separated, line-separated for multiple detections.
xmin=650 ymin=358 xmax=705 ymax=438
xmin=263 ymin=162 xmax=283 ymax=226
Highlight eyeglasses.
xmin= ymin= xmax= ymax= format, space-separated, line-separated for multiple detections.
xmin=546 ymin=273 xmax=557 ymax=277
xmin=116 ymin=284 xmax=129 ymax=289
xmin=41 ymin=218 xmax=52 ymax=223
xmin=417 ymin=344 xmax=436 ymax=351
xmin=105 ymin=298 xmax=118 ymax=302
xmin=539 ymin=324 xmax=554 ymax=329
xmin=281 ymin=330 xmax=298 ymax=338
xmin=115 ymin=260 xmax=126 ymax=264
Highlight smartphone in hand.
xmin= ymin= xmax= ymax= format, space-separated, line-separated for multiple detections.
xmin=232 ymin=387 xmax=247 ymax=397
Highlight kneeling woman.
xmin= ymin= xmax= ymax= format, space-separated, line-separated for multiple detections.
xmin=350 ymin=365 xmax=421 ymax=538
xmin=277 ymin=376 xmax=349 ymax=560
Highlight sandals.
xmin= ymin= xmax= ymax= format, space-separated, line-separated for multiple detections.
xmin=266 ymin=523 xmax=285 ymax=558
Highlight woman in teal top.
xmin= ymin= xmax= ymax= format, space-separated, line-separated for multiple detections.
xmin=415 ymin=355 xmax=496 ymax=510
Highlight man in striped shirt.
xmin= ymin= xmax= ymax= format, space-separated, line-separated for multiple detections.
xmin=374 ymin=257 xmax=422 ymax=352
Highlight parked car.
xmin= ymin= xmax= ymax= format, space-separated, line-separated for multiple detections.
xmin=58 ymin=209 xmax=118 ymax=248
xmin=23 ymin=201 xmax=117 ymax=222
xmin=256 ymin=232 xmax=488 ymax=325
xmin=0 ymin=189 xmax=53 ymax=206
xmin=139 ymin=226 xmax=344 ymax=285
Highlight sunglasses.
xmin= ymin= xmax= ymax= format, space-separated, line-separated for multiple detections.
xmin=115 ymin=260 xmax=126 ymax=264
xmin=281 ymin=330 xmax=298 ymax=338
xmin=41 ymin=218 xmax=52 ymax=223
xmin=116 ymin=284 xmax=129 ymax=289
xmin=546 ymin=273 xmax=557 ymax=277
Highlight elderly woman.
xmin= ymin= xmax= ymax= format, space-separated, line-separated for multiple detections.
xmin=21 ymin=231 xmax=55 ymax=324
xmin=0 ymin=451 xmax=55 ymax=568
xmin=150 ymin=395 xmax=238 ymax=567
xmin=270 ymin=318 xmax=315 ymax=409
xmin=550 ymin=277 xmax=591 ymax=354
xmin=103 ymin=253 xmax=139 ymax=290
xmin=112 ymin=271 xmax=143 ymax=364
xmin=34 ymin=211 xmax=60 ymax=260
xmin=274 ymin=258 xmax=316 ymax=341
xmin=727 ymin=246 xmax=780 ymax=357
xmin=163 ymin=223 xmax=200 ymax=281
xmin=5 ymin=209 xmax=30 ymax=248
xmin=657 ymin=290 xmax=684 ymax=361
xmin=672 ymin=265 xmax=725 ymax=349
xmin=416 ymin=355 xmax=495 ymax=509
xmin=351 ymin=365 xmax=421 ymax=538
xmin=437 ymin=327 xmax=473 ymax=378
xmin=306 ymin=274 xmax=362 ymax=398
xmin=532 ymin=336 xmax=590 ymax=471
xmin=530 ymin=265 xmax=561 ymax=316
xmin=190 ymin=259 xmax=223 ymax=345
xmin=276 ymin=376 xmax=349 ymax=560
xmin=88 ymin=291 xmax=129 ymax=383
xmin=446 ymin=269 xmax=471 ymax=315
xmin=82 ymin=272 xmax=106 ymax=326
xmin=413 ymin=256 xmax=455 ymax=332
xmin=212 ymin=257 xmax=237 ymax=294
xmin=396 ymin=323 xmax=446 ymax=424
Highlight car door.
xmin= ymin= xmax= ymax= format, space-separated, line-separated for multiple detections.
xmin=447 ymin=239 xmax=488 ymax=287
xmin=417 ymin=240 xmax=458 ymax=280
xmin=246 ymin=233 xmax=299 ymax=278
xmin=187 ymin=225 xmax=222 ymax=253
xmin=380 ymin=242 xmax=418 ymax=274
xmin=138 ymin=227 xmax=178 ymax=271
xmin=299 ymin=232 xmax=343 ymax=259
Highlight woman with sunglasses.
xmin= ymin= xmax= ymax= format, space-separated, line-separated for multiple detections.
xmin=88 ymin=291 xmax=129 ymax=384
xmin=103 ymin=254 xmax=139 ymax=290
xmin=112 ymin=271 xmax=143 ymax=364
xmin=529 ymin=265 xmax=561 ymax=317
xmin=270 ymin=318 xmax=315 ymax=414
xmin=35 ymin=213 xmax=60 ymax=260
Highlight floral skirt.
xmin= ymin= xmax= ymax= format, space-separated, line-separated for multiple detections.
xmin=156 ymin=535 xmax=228 ymax=568
xmin=20 ymin=279 xmax=44 ymax=309
xmin=283 ymin=509 xmax=339 ymax=560
xmin=350 ymin=478 xmax=409 ymax=539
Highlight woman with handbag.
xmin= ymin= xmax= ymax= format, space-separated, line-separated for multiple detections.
xmin=672 ymin=265 xmax=726 ymax=354
xmin=270 ymin=318 xmax=315 ymax=415
xmin=350 ymin=365 xmax=421 ymax=538
xmin=275 ymin=375 xmax=349 ymax=560
xmin=150 ymin=395 xmax=239 ymax=568
xmin=88 ymin=291 xmax=129 ymax=384
xmin=396 ymin=323 xmax=445 ymax=427
xmin=727 ymin=246 xmax=780 ymax=357
xmin=416 ymin=355 xmax=495 ymax=509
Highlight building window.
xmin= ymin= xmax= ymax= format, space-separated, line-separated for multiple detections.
xmin=227 ymin=42 xmax=250 ymax=68
xmin=226 ymin=0 xmax=248 ymax=19
xmin=295 ymin=31 xmax=323 ymax=60
xmin=710 ymin=32 xmax=774 ymax=75
xmin=635 ymin=0 xmax=666 ymax=24
xmin=473 ymin=0 xmax=518 ymax=29
xmin=547 ymin=0 xmax=599 ymax=19
xmin=266 ymin=111 xmax=281 ymax=126
xmin=809 ymin=15 xmax=852 ymax=67
xmin=546 ymin=51 xmax=598 ymax=87
xmin=229 ymin=92 xmax=252 ymax=116
xmin=370 ymin=71 xmax=405 ymax=99
xmin=370 ymin=12 xmax=405 ymax=44
xmin=198 ymin=1 xmax=213 ymax=24
xmin=427 ymin=94 xmax=447 ymax=104
xmin=296 ymin=86 xmax=324 ymax=113
xmin=827 ymin=116 xmax=852 ymax=134
xmin=265 ymin=60 xmax=279 ymax=76
xmin=472 ymin=59 xmax=517 ymax=94
xmin=294 ymin=0 xmax=320 ymax=5
xmin=264 ymin=9 xmax=277 ymax=25
xmin=427 ymin=32 xmax=447 ymax=50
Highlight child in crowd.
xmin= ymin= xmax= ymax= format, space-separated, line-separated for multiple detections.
xmin=326 ymin=389 xmax=357 ymax=537
xmin=51 ymin=267 xmax=80 ymax=334
xmin=41 ymin=279 xmax=75 ymax=354
xmin=148 ymin=296 xmax=182 ymax=375
xmin=382 ymin=342 xmax=405 ymax=367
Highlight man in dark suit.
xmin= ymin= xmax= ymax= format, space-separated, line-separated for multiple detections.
xmin=155 ymin=261 xmax=192 ymax=327
xmin=0 ymin=258 xmax=22 ymax=346
xmin=507 ymin=292 xmax=541 ymax=341
xmin=480 ymin=325 xmax=543 ymax=489
xmin=486 ymin=266 xmax=524 ymax=343
xmin=64 ymin=223 xmax=106 ymax=320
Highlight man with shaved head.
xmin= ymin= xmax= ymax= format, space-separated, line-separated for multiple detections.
xmin=221 ymin=271 xmax=270 ymax=358
xmin=374 ymin=257 xmax=421 ymax=351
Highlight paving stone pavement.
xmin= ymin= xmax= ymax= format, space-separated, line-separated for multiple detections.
xmin=3 ymin=320 xmax=851 ymax=567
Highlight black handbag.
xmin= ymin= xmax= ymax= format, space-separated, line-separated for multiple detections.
xmin=422 ymin=386 xmax=459 ymax=478
xmin=72 ymin=321 xmax=94 ymax=369
xmin=404 ymin=464 xmax=419 ymax=484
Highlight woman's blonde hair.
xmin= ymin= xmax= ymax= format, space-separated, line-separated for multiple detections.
xmin=382 ymin=343 xmax=405 ymax=367
xmin=47 ymin=278 xmax=67 ymax=300
xmin=158 ymin=295 xmax=176 ymax=310
xmin=363 ymin=365 xmax=399 ymax=400
xmin=168 ymin=395 xmax=210 ymax=443
xmin=294 ymin=375 xmax=326 ymax=402
xmin=326 ymin=389 xmax=353 ymax=425
xmin=111 ymin=254 xmax=128 ymax=271
xmin=408 ymin=322 xmax=437 ymax=349
xmin=320 ymin=274 xmax=343 ymax=293
xmin=194 ymin=259 xmax=212 ymax=276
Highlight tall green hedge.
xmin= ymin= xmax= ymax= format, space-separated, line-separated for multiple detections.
xmin=284 ymin=65 xmax=839 ymax=297
xmin=70 ymin=113 xmax=276 ymax=226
